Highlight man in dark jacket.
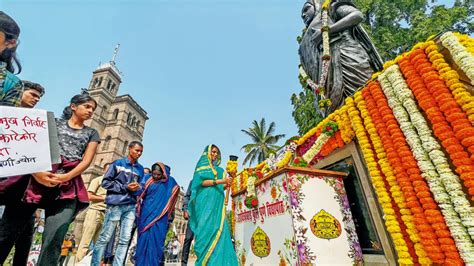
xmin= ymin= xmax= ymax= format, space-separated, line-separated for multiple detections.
xmin=91 ymin=141 xmax=144 ymax=266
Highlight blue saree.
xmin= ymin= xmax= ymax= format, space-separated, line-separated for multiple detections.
xmin=189 ymin=145 xmax=238 ymax=266
xmin=134 ymin=163 xmax=180 ymax=266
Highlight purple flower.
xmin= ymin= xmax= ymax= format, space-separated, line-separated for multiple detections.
xmin=297 ymin=243 xmax=307 ymax=262
xmin=342 ymin=197 xmax=350 ymax=209
xmin=290 ymin=191 xmax=299 ymax=206
xmin=354 ymin=243 xmax=363 ymax=258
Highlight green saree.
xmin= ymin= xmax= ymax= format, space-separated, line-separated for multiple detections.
xmin=189 ymin=145 xmax=238 ymax=266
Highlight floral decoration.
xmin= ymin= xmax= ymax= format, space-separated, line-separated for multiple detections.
xmin=440 ymin=32 xmax=474 ymax=85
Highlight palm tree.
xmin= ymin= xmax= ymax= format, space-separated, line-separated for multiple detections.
xmin=241 ymin=118 xmax=286 ymax=166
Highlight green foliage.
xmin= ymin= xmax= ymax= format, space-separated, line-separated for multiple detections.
xmin=164 ymin=227 xmax=175 ymax=247
xmin=241 ymin=118 xmax=286 ymax=166
xmin=291 ymin=78 xmax=323 ymax=135
xmin=291 ymin=0 xmax=472 ymax=135
xmin=355 ymin=0 xmax=473 ymax=61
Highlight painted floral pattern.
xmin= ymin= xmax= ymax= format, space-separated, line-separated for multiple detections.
xmin=286 ymin=172 xmax=363 ymax=265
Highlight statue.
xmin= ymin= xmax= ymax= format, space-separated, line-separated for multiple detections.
xmin=299 ymin=0 xmax=383 ymax=116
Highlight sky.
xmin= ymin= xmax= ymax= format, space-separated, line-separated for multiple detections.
xmin=2 ymin=0 xmax=456 ymax=188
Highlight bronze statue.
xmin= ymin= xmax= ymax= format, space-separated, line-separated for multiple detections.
xmin=299 ymin=0 xmax=383 ymax=116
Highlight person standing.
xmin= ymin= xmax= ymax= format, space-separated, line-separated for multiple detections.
xmin=75 ymin=163 xmax=110 ymax=262
xmin=19 ymin=80 xmax=45 ymax=108
xmin=91 ymin=141 xmax=144 ymax=266
xmin=171 ymin=237 xmax=181 ymax=262
xmin=0 ymin=11 xmax=23 ymax=106
xmin=181 ymin=180 xmax=194 ymax=266
xmin=189 ymin=144 xmax=237 ymax=265
xmin=134 ymin=162 xmax=180 ymax=266
xmin=11 ymin=94 xmax=100 ymax=265
xmin=59 ymin=234 xmax=73 ymax=266
xmin=64 ymin=234 xmax=76 ymax=266
xmin=0 ymin=81 xmax=45 ymax=265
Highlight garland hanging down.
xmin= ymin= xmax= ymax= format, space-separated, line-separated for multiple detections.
xmin=302 ymin=0 xmax=332 ymax=110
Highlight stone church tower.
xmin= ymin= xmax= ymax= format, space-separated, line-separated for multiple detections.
xmin=73 ymin=45 xmax=148 ymax=239
xmin=81 ymin=45 xmax=148 ymax=185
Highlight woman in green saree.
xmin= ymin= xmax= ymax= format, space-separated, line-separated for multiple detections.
xmin=189 ymin=144 xmax=238 ymax=266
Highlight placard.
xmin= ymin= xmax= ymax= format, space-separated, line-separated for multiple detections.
xmin=0 ymin=106 xmax=52 ymax=177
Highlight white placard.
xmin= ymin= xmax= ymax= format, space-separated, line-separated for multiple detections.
xmin=0 ymin=106 xmax=52 ymax=177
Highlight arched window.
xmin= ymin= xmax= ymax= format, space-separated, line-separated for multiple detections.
xmin=122 ymin=141 xmax=129 ymax=155
xmin=127 ymin=113 xmax=131 ymax=125
xmin=102 ymin=136 xmax=111 ymax=151
xmin=101 ymin=106 xmax=107 ymax=118
xmin=131 ymin=117 xmax=136 ymax=127
xmin=107 ymin=80 xmax=112 ymax=90
xmin=113 ymin=109 xmax=119 ymax=120
xmin=93 ymin=78 xmax=99 ymax=88
xmin=111 ymin=83 xmax=116 ymax=93
xmin=98 ymin=77 xmax=103 ymax=87
xmin=136 ymin=120 xmax=140 ymax=129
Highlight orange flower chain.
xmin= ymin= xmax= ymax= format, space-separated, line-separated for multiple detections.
xmin=363 ymin=82 xmax=448 ymax=264
xmin=400 ymin=49 xmax=474 ymax=200
xmin=424 ymin=41 xmax=474 ymax=126
xmin=367 ymin=81 xmax=462 ymax=264
xmin=352 ymin=93 xmax=417 ymax=264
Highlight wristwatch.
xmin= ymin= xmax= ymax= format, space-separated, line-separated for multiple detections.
xmin=213 ymin=179 xmax=217 ymax=186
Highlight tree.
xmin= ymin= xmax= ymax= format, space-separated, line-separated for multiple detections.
xmin=291 ymin=0 xmax=473 ymax=135
xmin=164 ymin=227 xmax=175 ymax=248
xmin=356 ymin=0 xmax=473 ymax=61
xmin=241 ymin=118 xmax=286 ymax=166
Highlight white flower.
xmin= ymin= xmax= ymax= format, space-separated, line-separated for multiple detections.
xmin=378 ymin=68 xmax=474 ymax=261
xmin=441 ymin=32 xmax=474 ymax=85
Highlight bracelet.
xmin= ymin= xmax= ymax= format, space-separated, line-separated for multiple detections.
xmin=213 ymin=180 xmax=217 ymax=186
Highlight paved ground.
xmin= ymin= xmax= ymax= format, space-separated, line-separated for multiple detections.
xmin=64 ymin=255 xmax=196 ymax=266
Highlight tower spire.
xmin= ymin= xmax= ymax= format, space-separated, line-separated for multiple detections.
xmin=111 ymin=43 xmax=120 ymax=65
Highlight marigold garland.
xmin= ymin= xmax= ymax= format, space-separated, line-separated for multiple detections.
xmin=338 ymin=104 xmax=355 ymax=144
xmin=355 ymin=91 xmax=421 ymax=264
xmin=363 ymin=83 xmax=446 ymax=264
xmin=424 ymin=40 xmax=474 ymax=126
xmin=367 ymin=81 xmax=460 ymax=264
xmin=454 ymin=32 xmax=474 ymax=57
xmin=401 ymin=49 xmax=474 ymax=203
xmin=347 ymin=95 xmax=414 ymax=265
xmin=440 ymin=32 xmax=474 ymax=85
xmin=396 ymin=56 xmax=474 ymax=241
xmin=379 ymin=66 xmax=474 ymax=264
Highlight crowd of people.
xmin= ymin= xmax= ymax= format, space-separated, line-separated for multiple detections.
xmin=0 ymin=11 xmax=238 ymax=266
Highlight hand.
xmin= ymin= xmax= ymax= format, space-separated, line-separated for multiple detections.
xmin=183 ymin=211 xmax=189 ymax=220
xmin=52 ymin=173 xmax=72 ymax=183
xmin=309 ymin=27 xmax=322 ymax=44
xmin=127 ymin=182 xmax=141 ymax=192
xmin=224 ymin=177 xmax=232 ymax=188
xmin=32 ymin=172 xmax=60 ymax=187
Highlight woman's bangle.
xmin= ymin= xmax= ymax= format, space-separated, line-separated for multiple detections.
xmin=213 ymin=180 xmax=217 ymax=186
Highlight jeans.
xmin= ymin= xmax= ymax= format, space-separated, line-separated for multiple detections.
xmin=91 ymin=204 xmax=135 ymax=266
xmin=181 ymin=224 xmax=194 ymax=265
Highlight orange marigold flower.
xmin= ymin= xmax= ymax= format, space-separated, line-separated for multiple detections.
xmin=438 ymin=238 xmax=454 ymax=245
xmin=445 ymin=145 xmax=464 ymax=154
